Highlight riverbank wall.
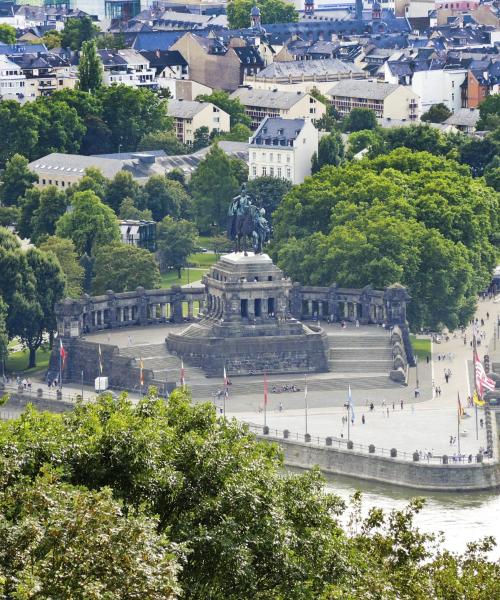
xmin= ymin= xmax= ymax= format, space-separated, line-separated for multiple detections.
xmin=255 ymin=411 xmax=500 ymax=492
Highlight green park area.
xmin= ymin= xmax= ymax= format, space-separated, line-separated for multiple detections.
xmin=160 ymin=252 xmax=217 ymax=287
xmin=410 ymin=335 xmax=432 ymax=360
xmin=6 ymin=346 xmax=51 ymax=374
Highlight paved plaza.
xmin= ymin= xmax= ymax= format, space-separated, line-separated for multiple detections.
xmin=8 ymin=295 xmax=498 ymax=462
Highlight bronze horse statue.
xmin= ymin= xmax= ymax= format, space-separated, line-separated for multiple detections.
xmin=227 ymin=185 xmax=269 ymax=255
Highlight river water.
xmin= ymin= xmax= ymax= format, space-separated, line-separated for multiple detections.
xmin=324 ymin=474 xmax=500 ymax=559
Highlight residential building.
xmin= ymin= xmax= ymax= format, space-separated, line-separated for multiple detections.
xmin=119 ymin=220 xmax=156 ymax=251
xmin=98 ymin=48 xmax=156 ymax=88
xmin=328 ymin=79 xmax=420 ymax=120
xmin=167 ymin=99 xmax=230 ymax=145
xmin=244 ymin=58 xmax=366 ymax=87
xmin=231 ymin=87 xmax=326 ymax=129
xmin=0 ymin=54 xmax=26 ymax=101
xmin=10 ymin=52 xmax=77 ymax=100
xmin=443 ymin=107 xmax=479 ymax=133
xmin=138 ymin=49 xmax=188 ymax=95
xmin=248 ymin=117 xmax=318 ymax=185
xmin=170 ymin=32 xmax=243 ymax=91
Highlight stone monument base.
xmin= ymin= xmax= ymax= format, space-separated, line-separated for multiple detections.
xmin=167 ymin=319 xmax=329 ymax=378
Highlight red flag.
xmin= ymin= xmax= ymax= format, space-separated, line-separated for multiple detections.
xmin=475 ymin=351 xmax=495 ymax=398
xmin=458 ymin=393 xmax=464 ymax=419
xmin=139 ymin=357 xmax=144 ymax=386
xmin=264 ymin=372 xmax=268 ymax=406
xmin=59 ymin=339 xmax=67 ymax=369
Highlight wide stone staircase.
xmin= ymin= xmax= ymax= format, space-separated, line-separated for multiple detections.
xmin=327 ymin=332 xmax=393 ymax=375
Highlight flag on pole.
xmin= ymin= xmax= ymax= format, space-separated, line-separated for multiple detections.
xmin=474 ymin=351 xmax=495 ymax=398
xmin=263 ymin=372 xmax=268 ymax=407
xmin=59 ymin=339 xmax=67 ymax=369
xmin=223 ymin=366 xmax=229 ymax=399
xmin=348 ymin=385 xmax=355 ymax=424
xmin=304 ymin=374 xmax=308 ymax=402
xmin=180 ymin=360 xmax=185 ymax=387
xmin=473 ymin=390 xmax=486 ymax=407
xmin=98 ymin=344 xmax=103 ymax=375
xmin=458 ymin=393 xmax=465 ymax=419
xmin=139 ymin=357 xmax=144 ymax=386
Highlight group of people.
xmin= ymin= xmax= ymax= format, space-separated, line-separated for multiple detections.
xmin=271 ymin=385 xmax=300 ymax=393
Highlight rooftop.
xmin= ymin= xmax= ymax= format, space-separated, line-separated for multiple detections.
xmin=250 ymin=117 xmax=306 ymax=147
xmin=444 ymin=108 xmax=480 ymax=127
xmin=167 ymin=99 xmax=212 ymax=119
xmin=231 ymin=87 xmax=309 ymax=109
xmin=254 ymin=58 xmax=365 ymax=80
xmin=329 ymin=79 xmax=401 ymax=100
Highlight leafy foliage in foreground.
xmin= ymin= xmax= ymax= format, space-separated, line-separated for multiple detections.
xmin=0 ymin=389 xmax=498 ymax=599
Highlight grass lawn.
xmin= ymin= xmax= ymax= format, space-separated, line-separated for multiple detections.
xmin=6 ymin=347 xmax=51 ymax=374
xmin=160 ymin=268 xmax=207 ymax=288
xmin=410 ymin=335 xmax=432 ymax=360
xmin=189 ymin=252 xmax=217 ymax=268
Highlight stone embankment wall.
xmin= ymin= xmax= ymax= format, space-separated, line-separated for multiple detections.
xmin=256 ymin=411 xmax=500 ymax=492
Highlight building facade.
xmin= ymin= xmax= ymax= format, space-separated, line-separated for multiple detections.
xmin=167 ymin=99 xmax=230 ymax=145
xmin=248 ymin=117 xmax=318 ymax=185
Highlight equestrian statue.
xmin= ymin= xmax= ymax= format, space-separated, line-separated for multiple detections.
xmin=227 ymin=184 xmax=270 ymax=255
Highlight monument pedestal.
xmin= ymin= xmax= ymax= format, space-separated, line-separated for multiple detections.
xmin=167 ymin=252 xmax=329 ymax=377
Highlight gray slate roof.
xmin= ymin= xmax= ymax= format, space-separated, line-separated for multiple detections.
xmin=29 ymin=154 xmax=124 ymax=180
xmin=251 ymin=117 xmax=305 ymax=146
xmin=231 ymin=87 xmax=308 ymax=109
xmin=444 ymin=108 xmax=480 ymax=128
xmin=255 ymin=58 xmax=365 ymax=79
xmin=167 ymin=99 xmax=211 ymax=119
xmin=329 ymin=79 xmax=400 ymax=100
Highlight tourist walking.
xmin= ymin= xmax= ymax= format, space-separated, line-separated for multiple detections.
xmin=362 ymin=414 xmax=365 ymax=425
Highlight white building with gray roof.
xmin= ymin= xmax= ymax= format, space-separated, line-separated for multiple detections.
xmin=248 ymin=116 xmax=318 ymax=185
xmin=231 ymin=87 xmax=326 ymax=129
xmin=328 ymin=79 xmax=421 ymax=120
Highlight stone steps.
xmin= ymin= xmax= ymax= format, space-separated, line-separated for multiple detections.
xmin=328 ymin=360 xmax=393 ymax=373
xmin=329 ymin=347 xmax=393 ymax=360
xmin=182 ymin=374 xmax=400 ymax=398
xmin=120 ymin=344 xmax=168 ymax=359
xmin=327 ymin=335 xmax=390 ymax=348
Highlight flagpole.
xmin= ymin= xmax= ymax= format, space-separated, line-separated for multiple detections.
xmin=457 ymin=391 xmax=461 ymax=455
xmin=304 ymin=374 xmax=308 ymax=436
xmin=59 ymin=340 xmax=62 ymax=390
xmin=473 ymin=332 xmax=479 ymax=441
xmin=347 ymin=390 xmax=350 ymax=442
xmin=264 ymin=372 xmax=267 ymax=428
xmin=81 ymin=369 xmax=84 ymax=401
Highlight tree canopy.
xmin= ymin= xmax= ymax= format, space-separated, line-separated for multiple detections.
xmin=92 ymin=243 xmax=161 ymax=294
xmin=0 ymin=24 xmax=16 ymax=44
xmin=342 ymin=108 xmax=378 ymax=132
xmin=421 ymin=103 xmax=452 ymax=123
xmin=0 ymin=390 xmax=498 ymax=599
xmin=78 ymin=39 xmax=103 ymax=93
xmin=312 ymin=131 xmax=345 ymax=173
xmin=156 ymin=217 xmax=198 ymax=277
xmin=60 ymin=16 xmax=99 ymax=51
xmin=196 ymin=90 xmax=251 ymax=128
xmin=227 ymin=0 xmax=298 ymax=28
xmin=56 ymin=190 xmax=120 ymax=256
xmin=272 ymin=148 xmax=499 ymax=329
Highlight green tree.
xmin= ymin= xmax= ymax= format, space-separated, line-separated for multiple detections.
xmin=0 ymin=154 xmax=38 ymax=207
xmin=0 ymin=101 xmax=38 ymax=168
xmin=0 ymin=24 xmax=16 ymax=44
xmin=56 ymin=190 xmax=120 ymax=255
xmin=92 ymin=243 xmax=160 ymax=294
xmin=190 ymin=143 xmax=239 ymax=233
xmin=421 ymin=103 xmax=452 ymax=123
xmin=247 ymin=175 xmax=292 ymax=220
xmin=138 ymin=131 xmax=186 ymax=155
xmin=312 ymin=130 xmax=345 ymax=172
xmin=119 ymin=197 xmax=153 ymax=221
xmin=227 ymin=0 xmax=298 ymax=28
xmin=343 ymin=108 xmax=378 ymax=132
xmin=196 ymin=90 xmax=251 ymax=128
xmin=310 ymin=87 xmax=338 ymax=131
xmin=272 ymin=148 xmax=498 ymax=329
xmin=192 ymin=126 xmax=211 ymax=151
xmin=156 ymin=217 xmax=198 ymax=277
xmin=0 ymin=472 xmax=180 ymax=599
xmin=30 ymin=186 xmax=67 ymax=244
xmin=9 ymin=248 xmax=65 ymax=367
xmin=98 ymin=85 xmax=170 ymax=152
xmin=230 ymin=156 xmax=249 ymax=185
xmin=41 ymin=30 xmax=63 ymax=49
xmin=143 ymin=175 xmax=191 ymax=222
xmin=477 ymin=94 xmax=500 ymax=130
xmin=347 ymin=128 xmax=386 ymax=159
xmin=384 ymin=123 xmax=457 ymax=156
xmin=96 ymin=32 xmax=126 ymax=50
xmin=458 ymin=136 xmax=496 ymax=176
xmin=68 ymin=166 xmax=108 ymax=201
xmin=215 ymin=123 xmax=252 ymax=142
xmin=484 ymin=156 xmax=500 ymax=191
xmin=166 ymin=168 xmax=186 ymax=186
xmin=78 ymin=39 xmax=103 ymax=93
xmin=39 ymin=236 xmax=85 ymax=298
xmin=105 ymin=170 xmax=140 ymax=214
xmin=0 ymin=296 xmax=7 ymax=376
xmin=61 ymin=16 xmax=99 ymax=51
